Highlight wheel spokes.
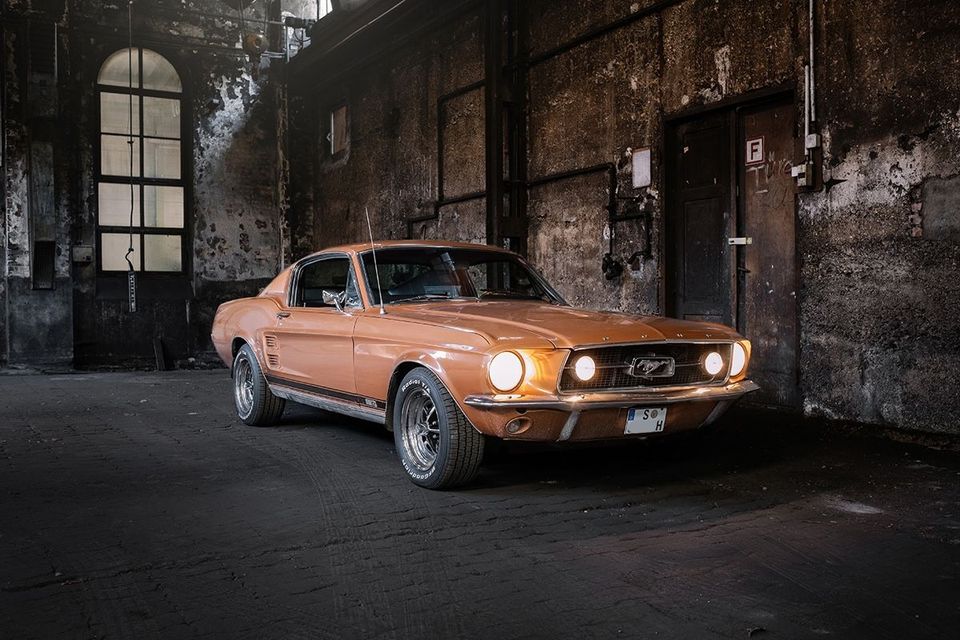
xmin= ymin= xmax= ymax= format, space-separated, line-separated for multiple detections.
xmin=401 ymin=388 xmax=440 ymax=470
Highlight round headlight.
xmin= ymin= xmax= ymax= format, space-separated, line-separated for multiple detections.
xmin=574 ymin=355 xmax=596 ymax=381
xmin=703 ymin=351 xmax=724 ymax=376
xmin=730 ymin=342 xmax=747 ymax=377
xmin=489 ymin=351 xmax=524 ymax=392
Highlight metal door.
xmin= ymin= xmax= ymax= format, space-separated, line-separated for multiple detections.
xmin=666 ymin=113 xmax=735 ymax=325
xmin=737 ymin=102 xmax=799 ymax=407
xmin=666 ymin=99 xmax=799 ymax=408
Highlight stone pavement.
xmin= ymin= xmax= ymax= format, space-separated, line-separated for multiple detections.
xmin=1 ymin=370 xmax=958 ymax=639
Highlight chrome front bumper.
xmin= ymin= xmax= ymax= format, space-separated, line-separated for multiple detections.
xmin=463 ymin=379 xmax=760 ymax=411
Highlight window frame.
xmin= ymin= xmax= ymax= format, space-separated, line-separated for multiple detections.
xmin=288 ymin=253 xmax=364 ymax=310
xmin=326 ymin=102 xmax=349 ymax=159
xmin=95 ymin=47 xmax=190 ymax=277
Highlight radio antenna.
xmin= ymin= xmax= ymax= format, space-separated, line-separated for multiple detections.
xmin=364 ymin=207 xmax=386 ymax=315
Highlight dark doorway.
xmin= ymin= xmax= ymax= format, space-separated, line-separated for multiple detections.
xmin=666 ymin=97 xmax=799 ymax=408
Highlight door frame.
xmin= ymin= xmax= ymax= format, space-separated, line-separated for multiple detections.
xmin=661 ymin=88 xmax=801 ymax=405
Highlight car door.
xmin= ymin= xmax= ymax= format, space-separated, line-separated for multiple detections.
xmin=266 ymin=254 xmax=361 ymax=394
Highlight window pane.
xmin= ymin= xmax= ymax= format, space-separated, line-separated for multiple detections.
xmin=143 ymin=97 xmax=180 ymax=138
xmin=101 ymin=232 xmax=141 ymax=271
xmin=98 ymin=48 xmax=139 ymax=88
xmin=144 ymin=234 xmax=182 ymax=272
xmin=100 ymin=93 xmax=140 ymax=135
xmin=101 ymin=134 xmax=140 ymax=176
xmin=141 ymin=49 xmax=181 ymax=92
xmin=331 ymin=105 xmax=348 ymax=154
xmin=144 ymin=186 xmax=184 ymax=228
xmin=143 ymin=138 xmax=180 ymax=178
xmin=98 ymin=183 xmax=141 ymax=226
xmin=299 ymin=259 xmax=351 ymax=307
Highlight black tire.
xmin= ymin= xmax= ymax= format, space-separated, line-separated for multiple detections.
xmin=233 ymin=344 xmax=285 ymax=426
xmin=393 ymin=368 xmax=485 ymax=489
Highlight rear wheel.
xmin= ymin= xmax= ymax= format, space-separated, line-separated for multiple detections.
xmin=233 ymin=344 xmax=285 ymax=426
xmin=393 ymin=368 xmax=484 ymax=489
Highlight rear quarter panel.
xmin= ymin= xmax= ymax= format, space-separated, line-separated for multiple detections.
xmin=211 ymin=297 xmax=282 ymax=368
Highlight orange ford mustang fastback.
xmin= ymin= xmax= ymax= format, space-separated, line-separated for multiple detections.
xmin=212 ymin=240 xmax=758 ymax=489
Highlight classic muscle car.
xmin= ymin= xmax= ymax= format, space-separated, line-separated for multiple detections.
xmin=212 ymin=240 xmax=758 ymax=489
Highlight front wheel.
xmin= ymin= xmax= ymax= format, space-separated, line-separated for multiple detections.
xmin=233 ymin=344 xmax=285 ymax=426
xmin=393 ymin=368 xmax=484 ymax=489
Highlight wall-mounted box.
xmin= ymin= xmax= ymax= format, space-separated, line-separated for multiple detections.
xmin=632 ymin=147 xmax=651 ymax=189
xmin=72 ymin=245 xmax=94 ymax=264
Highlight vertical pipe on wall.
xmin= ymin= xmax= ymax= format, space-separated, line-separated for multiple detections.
xmin=505 ymin=0 xmax=529 ymax=256
xmin=483 ymin=0 xmax=504 ymax=248
xmin=808 ymin=0 xmax=816 ymax=124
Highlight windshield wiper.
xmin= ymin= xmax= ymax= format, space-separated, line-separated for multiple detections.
xmin=479 ymin=289 xmax=546 ymax=300
xmin=393 ymin=293 xmax=459 ymax=304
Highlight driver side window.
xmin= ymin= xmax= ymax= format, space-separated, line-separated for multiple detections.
xmin=296 ymin=257 xmax=360 ymax=308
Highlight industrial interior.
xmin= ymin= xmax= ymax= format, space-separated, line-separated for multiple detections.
xmin=1 ymin=0 xmax=958 ymax=637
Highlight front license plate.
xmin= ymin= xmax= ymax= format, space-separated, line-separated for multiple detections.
xmin=625 ymin=407 xmax=667 ymax=434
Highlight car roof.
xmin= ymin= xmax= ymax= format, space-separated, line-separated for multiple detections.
xmin=302 ymin=239 xmax=517 ymax=259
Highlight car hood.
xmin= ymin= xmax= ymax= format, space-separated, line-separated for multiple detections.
xmin=380 ymin=301 xmax=740 ymax=348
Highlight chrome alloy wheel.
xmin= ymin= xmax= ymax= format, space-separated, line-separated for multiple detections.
xmin=234 ymin=354 xmax=255 ymax=419
xmin=399 ymin=387 xmax=440 ymax=471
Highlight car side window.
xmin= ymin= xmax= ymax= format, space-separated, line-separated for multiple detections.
xmin=296 ymin=257 xmax=361 ymax=309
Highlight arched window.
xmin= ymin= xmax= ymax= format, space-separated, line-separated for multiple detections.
xmin=97 ymin=48 xmax=185 ymax=273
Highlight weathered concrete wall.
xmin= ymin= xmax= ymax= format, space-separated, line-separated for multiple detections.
xmin=295 ymin=8 xmax=485 ymax=253
xmin=2 ymin=0 xmax=295 ymax=366
xmin=291 ymin=0 xmax=960 ymax=434
xmin=2 ymin=1 xmax=74 ymax=367
xmin=797 ymin=0 xmax=960 ymax=433
xmin=530 ymin=0 xmax=959 ymax=433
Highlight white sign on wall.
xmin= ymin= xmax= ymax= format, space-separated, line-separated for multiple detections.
xmin=746 ymin=136 xmax=765 ymax=165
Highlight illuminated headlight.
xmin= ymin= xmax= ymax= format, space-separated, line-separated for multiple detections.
xmin=730 ymin=342 xmax=748 ymax=377
xmin=489 ymin=351 xmax=524 ymax=392
xmin=702 ymin=351 xmax=724 ymax=376
xmin=574 ymin=355 xmax=596 ymax=381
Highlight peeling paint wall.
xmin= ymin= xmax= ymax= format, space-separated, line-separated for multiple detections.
xmin=2 ymin=0 xmax=298 ymax=367
xmin=290 ymin=0 xmax=960 ymax=435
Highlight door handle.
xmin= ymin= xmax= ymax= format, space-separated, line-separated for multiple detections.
xmin=276 ymin=311 xmax=291 ymax=319
xmin=727 ymin=237 xmax=753 ymax=245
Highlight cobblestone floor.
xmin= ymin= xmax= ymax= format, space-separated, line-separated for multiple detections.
xmin=1 ymin=370 xmax=958 ymax=639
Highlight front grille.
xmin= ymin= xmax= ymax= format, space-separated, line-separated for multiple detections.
xmin=559 ymin=342 xmax=732 ymax=392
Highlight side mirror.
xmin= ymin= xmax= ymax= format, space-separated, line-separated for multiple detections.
xmin=322 ymin=289 xmax=345 ymax=312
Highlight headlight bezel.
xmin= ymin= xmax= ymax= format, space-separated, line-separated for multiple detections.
xmin=730 ymin=342 xmax=747 ymax=378
xmin=729 ymin=340 xmax=750 ymax=380
xmin=488 ymin=350 xmax=525 ymax=392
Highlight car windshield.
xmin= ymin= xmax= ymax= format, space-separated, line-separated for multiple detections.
xmin=359 ymin=247 xmax=561 ymax=306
